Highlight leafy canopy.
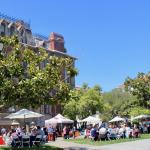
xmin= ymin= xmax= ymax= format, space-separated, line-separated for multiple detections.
xmin=102 ymin=88 xmax=137 ymax=120
xmin=63 ymin=84 xmax=104 ymax=120
xmin=124 ymin=72 xmax=150 ymax=109
xmin=0 ymin=36 xmax=78 ymax=108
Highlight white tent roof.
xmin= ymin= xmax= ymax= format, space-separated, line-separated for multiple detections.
xmin=5 ymin=109 xmax=44 ymax=119
xmin=109 ymin=116 xmax=125 ymax=123
xmin=45 ymin=114 xmax=74 ymax=126
xmin=132 ymin=114 xmax=150 ymax=121
xmin=81 ymin=116 xmax=101 ymax=125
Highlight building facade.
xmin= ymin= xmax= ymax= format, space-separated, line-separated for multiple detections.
xmin=0 ymin=13 xmax=76 ymax=125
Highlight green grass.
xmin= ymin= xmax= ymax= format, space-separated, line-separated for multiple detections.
xmin=67 ymin=134 xmax=150 ymax=146
xmin=0 ymin=145 xmax=63 ymax=150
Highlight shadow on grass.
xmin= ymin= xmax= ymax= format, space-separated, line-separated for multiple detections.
xmin=0 ymin=145 xmax=63 ymax=150
xmin=67 ymin=134 xmax=150 ymax=146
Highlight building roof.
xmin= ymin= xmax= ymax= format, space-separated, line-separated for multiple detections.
xmin=22 ymin=42 xmax=77 ymax=59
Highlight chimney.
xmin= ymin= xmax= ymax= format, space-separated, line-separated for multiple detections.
xmin=49 ymin=32 xmax=65 ymax=52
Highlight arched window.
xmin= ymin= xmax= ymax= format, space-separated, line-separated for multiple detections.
xmin=43 ymin=42 xmax=47 ymax=48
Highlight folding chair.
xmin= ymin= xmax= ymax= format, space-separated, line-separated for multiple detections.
xmin=33 ymin=135 xmax=42 ymax=147
xmin=42 ymin=135 xmax=47 ymax=144
xmin=12 ymin=136 xmax=22 ymax=148
xmin=22 ymin=135 xmax=30 ymax=148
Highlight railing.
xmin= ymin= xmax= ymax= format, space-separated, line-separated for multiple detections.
xmin=0 ymin=12 xmax=30 ymax=29
xmin=33 ymin=33 xmax=48 ymax=41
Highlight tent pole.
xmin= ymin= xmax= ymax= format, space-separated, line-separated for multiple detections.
xmin=24 ymin=114 xmax=26 ymax=132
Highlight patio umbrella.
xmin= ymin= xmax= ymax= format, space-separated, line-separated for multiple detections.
xmin=109 ymin=116 xmax=125 ymax=123
xmin=132 ymin=114 xmax=150 ymax=121
xmin=5 ymin=109 xmax=44 ymax=126
xmin=5 ymin=109 xmax=44 ymax=119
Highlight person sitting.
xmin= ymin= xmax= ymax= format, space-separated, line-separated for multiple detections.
xmin=90 ymin=125 xmax=98 ymax=141
xmin=84 ymin=128 xmax=90 ymax=139
xmin=125 ymin=124 xmax=131 ymax=138
xmin=143 ymin=124 xmax=148 ymax=134
xmin=2 ymin=131 xmax=11 ymax=146
xmin=10 ymin=129 xmax=18 ymax=147
xmin=108 ymin=125 xmax=117 ymax=140
xmin=99 ymin=127 xmax=107 ymax=141
xmin=37 ymin=126 xmax=45 ymax=139
xmin=132 ymin=127 xmax=139 ymax=138
xmin=118 ymin=125 xmax=125 ymax=139
xmin=30 ymin=127 xmax=37 ymax=147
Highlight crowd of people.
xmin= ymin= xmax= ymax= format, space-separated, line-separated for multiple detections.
xmin=0 ymin=125 xmax=47 ymax=147
xmin=0 ymin=121 xmax=150 ymax=147
xmin=0 ymin=124 xmax=77 ymax=147
xmin=63 ymin=126 xmax=76 ymax=139
xmin=84 ymin=123 xmax=150 ymax=141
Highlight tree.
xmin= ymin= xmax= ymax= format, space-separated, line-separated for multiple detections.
xmin=129 ymin=107 xmax=150 ymax=117
xmin=124 ymin=72 xmax=150 ymax=109
xmin=63 ymin=84 xmax=104 ymax=120
xmin=102 ymin=88 xmax=137 ymax=120
xmin=78 ymin=87 xmax=104 ymax=118
xmin=0 ymin=36 xmax=78 ymax=108
xmin=63 ymin=89 xmax=80 ymax=120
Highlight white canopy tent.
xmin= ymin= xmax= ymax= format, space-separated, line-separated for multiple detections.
xmin=81 ymin=116 xmax=101 ymax=125
xmin=45 ymin=114 xmax=74 ymax=127
xmin=132 ymin=114 xmax=150 ymax=121
xmin=109 ymin=116 xmax=125 ymax=123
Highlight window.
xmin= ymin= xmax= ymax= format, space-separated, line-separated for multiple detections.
xmin=10 ymin=26 xmax=15 ymax=36
xmin=44 ymin=105 xmax=49 ymax=114
xmin=0 ymin=23 xmax=6 ymax=36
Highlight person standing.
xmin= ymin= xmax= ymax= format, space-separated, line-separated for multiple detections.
xmin=63 ymin=126 xmax=67 ymax=139
xmin=66 ymin=126 xmax=70 ymax=139
xmin=48 ymin=126 xmax=53 ymax=141
xmin=52 ymin=127 xmax=56 ymax=141
xmin=72 ymin=126 xmax=76 ymax=139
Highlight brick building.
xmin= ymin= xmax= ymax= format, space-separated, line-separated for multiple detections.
xmin=0 ymin=13 xmax=76 ymax=126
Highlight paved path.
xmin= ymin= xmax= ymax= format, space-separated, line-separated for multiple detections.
xmin=46 ymin=138 xmax=150 ymax=150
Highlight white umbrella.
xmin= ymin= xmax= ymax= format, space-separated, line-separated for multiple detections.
xmin=82 ymin=116 xmax=101 ymax=125
xmin=5 ymin=109 xmax=44 ymax=130
xmin=109 ymin=116 xmax=125 ymax=123
xmin=132 ymin=114 xmax=150 ymax=121
xmin=5 ymin=109 xmax=44 ymax=119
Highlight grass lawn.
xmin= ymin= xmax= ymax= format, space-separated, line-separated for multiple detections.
xmin=67 ymin=134 xmax=150 ymax=146
xmin=0 ymin=145 xmax=63 ymax=150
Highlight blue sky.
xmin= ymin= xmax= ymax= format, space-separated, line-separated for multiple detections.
xmin=1 ymin=0 xmax=150 ymax=91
